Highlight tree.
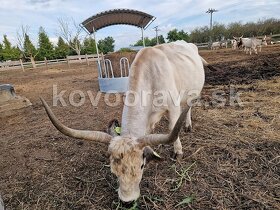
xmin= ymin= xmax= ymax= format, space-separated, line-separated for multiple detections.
xmin=17 ymin=26 xmax=38 ymax=68
xmin=1 ymin=35 xmax=12 ymax=60
xmin=57 ymin=18 xmax=84 ymax=57
xmin=37 ymin=27 xmax=54 ymax=60
xmin=55 ymin=36 xmax=69 ymax=58
xmin=189 ymin=26 xmax=210 ymax=43
xmin=158 ymin=35 xmax=166 ymax=44
xmin=167 ymin=29 xmax=190 ymax=42
xmin=133 ymin=35 xmax=165 ymax=47
xmin=212 ymin=23 xmax=227 ymax=41
xmin=24 ymin=34 xmax=37 ymax=61
xmin=98 ymin=36 xmax=115 ymax=54
xmin=1 ymin=35 xmax=21 ymax=61
xmin=150 ymin=35 xmax=165 ymax=46
xmin=0 ymin=43 xmax=3 ymax=62
xmin=82 ymin=37 xmax=97 ymax=54
xmin=134 ymin=37 xmax=151 ymax=46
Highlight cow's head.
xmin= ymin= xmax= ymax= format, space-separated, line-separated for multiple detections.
xmin=262 ymin=35 xmax=268 ymax=46
xmin=233 ymin=35 xmax=243 ymax=47
xmin=40 ymin=98 xmax=189 ymax=202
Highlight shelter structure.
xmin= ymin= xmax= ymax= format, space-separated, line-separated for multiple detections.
xmin=81 ymin=9 xmax=155 ymax=92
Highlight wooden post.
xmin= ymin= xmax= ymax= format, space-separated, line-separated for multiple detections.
xmin=44 ymin=57 xmax=48 ymax=70
xmin=20 ymin=59 xmax=25 ymax=72
xmin=85 ymin=54 xmax=89 ymax=66
xmin=67 ymin=56 xmax=70 ymax=68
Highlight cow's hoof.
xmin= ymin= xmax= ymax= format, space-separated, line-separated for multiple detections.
xmin=172 ymin=153 xmax=183 ymax=161
xmin=184 ymin=125 xmax=192 ymax=133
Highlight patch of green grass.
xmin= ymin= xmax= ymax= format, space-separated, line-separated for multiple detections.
xmin=175 ymin=195 xmax=195 ymax=207
xmin=170 ymin=162 xmax=196 ymax=191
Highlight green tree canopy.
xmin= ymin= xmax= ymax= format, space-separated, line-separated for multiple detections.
xmin=55 ymin=36 xmax=69 ymax=58
xmin=98 ymin=36 xmax=115 ymax=54
xmin=134 ymin=35 xmax=165 ymax=47
xmin=0 ymin=43 xmax=3 ymax=61
xmin=189 ymin=18 xmax=280 ymax=43
xmin=37 ymin=27 xmax=54 ymax=60
xmin=1 ymin=35 xmax=21 ymax=61
xmin=82 ymin=37 xmax=97 ymax=54
xmin=167 ymin=29 xmax=190 ymax=42
xmin=134 ymin=37 xmax=151 ymax=46
xmin=23 ymin=34 xmax=37 ymax=61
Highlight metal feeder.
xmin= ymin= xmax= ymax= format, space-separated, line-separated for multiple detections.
xmin=81 ymin=9 xmax=155 ymax=93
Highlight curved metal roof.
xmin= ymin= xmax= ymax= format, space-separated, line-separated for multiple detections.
xmin=81 ymin=9 xmax=155 ymax=34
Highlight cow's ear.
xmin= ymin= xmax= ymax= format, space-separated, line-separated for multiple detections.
xmin=107 ymin=119 xmax=121 ymax=137
xmin=143 ymin=146 xmax=162 ymax=163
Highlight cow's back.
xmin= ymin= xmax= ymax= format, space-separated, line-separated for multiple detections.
xmin=154 ymin=41 xmax=204 ymax=93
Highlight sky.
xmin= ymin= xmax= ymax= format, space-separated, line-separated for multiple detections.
xmin=0 ymin=0 xmax=279 ymax=49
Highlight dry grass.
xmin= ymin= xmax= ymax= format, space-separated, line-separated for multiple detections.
xmin=0 ymin=45 xmax=280 ymax=209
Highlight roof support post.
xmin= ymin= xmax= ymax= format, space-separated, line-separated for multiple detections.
xmin=141 ymin=27 xmax=145 ymax=47
xmin=93 ymin=28 xmax=102 ymax=78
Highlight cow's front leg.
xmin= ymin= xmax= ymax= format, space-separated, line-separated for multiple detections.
xmin=169 ymin=108 xmax=183 ymax=159
xmin=185 ymin=107 xmax=192 ymax=132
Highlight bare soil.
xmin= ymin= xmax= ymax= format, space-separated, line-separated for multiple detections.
xmin=0 ymin=45 xmax=279 ymax=210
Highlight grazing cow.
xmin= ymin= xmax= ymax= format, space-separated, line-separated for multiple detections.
xmin=211 ymin=41 xmax=221 ymax=50
xmin=231 ymin=39 xmax=237 ymax=50
xmin=234 ymin=36 xmax=267 ymax=55
xmin=220 ymin=41 xmax=228 ymax=48
xmin=41 ymin=41 xmax=211 ymax=202
xmin=253 ymin=35 xmax=267 ymax=52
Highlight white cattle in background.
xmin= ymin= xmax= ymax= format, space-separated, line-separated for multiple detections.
xmin=231 ymin=39 xmax=237 ymax=50
xmin=234 ymin=36 xmax=267 ymax=55
xmin=253 ymin=35 xmax=268 ymax=52
xmin=211 ymin=41 xmax=221 ymax=50
xmin=220 ymin=41 xmax=228 ymax=48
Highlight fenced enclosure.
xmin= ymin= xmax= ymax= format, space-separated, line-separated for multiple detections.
xmin=0 ymin=54 xmax=100 ymax=71
xmin=195 ymin=42 xmax=209 ymax=48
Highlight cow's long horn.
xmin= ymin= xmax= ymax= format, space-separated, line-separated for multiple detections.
xmin=137 ymin=106 xmax=190 ymax=148
xmin=40 ymin=97 xmax=112 ymax=143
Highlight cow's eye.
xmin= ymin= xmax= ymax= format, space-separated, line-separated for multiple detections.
xmin=141 ymin=164 xmax=144 ymax=169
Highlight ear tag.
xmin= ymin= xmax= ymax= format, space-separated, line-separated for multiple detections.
xmin=153 ymin=151 xmax=161 ymax=158
xmin=114 ymin=127 xmax=121 ymax=135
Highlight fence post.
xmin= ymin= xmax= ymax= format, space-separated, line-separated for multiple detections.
xmin=20 ymin=59 xmax=25 ymax=72
xmin=67 ymin=56 xmax=70 ymax=68
xmin=44 ymin=57 xmax=48 ymax=69
xmin=85 ymin=54 xmax=89 ymax=66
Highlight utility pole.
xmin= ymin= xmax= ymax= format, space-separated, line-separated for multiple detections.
xmin=153 ymin=26 xmax=160 ymax=45
xmin=206 ymin=8 xmax=218 ymax=44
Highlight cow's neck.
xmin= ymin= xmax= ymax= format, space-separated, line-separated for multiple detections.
xmin=121 ymin=57 xmax=153 ymax=138
xmin=121 ymin=103 xmax=149 ymax=138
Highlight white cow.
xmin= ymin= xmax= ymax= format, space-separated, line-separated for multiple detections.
xmin=211 ymin=41 xmax=221 ymax=50
xmin=41 ymin=41 xmax=212 ymax=202
xmin=234 ymin=36 xmax=267 ymax=55
xmin=231 ymin=39 xmax=237 ymax=50
xmin=220 ymin=41 xmax=228 ymax=48
xmin=252 ymin=35 xmax=268 ymax=52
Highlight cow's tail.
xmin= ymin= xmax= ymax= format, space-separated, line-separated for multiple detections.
xmin=200 ymin=56 xmax=220 ymax=72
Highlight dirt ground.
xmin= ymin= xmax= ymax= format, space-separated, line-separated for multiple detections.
xmin=0 ymin=45 xmax=279 ymax=210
